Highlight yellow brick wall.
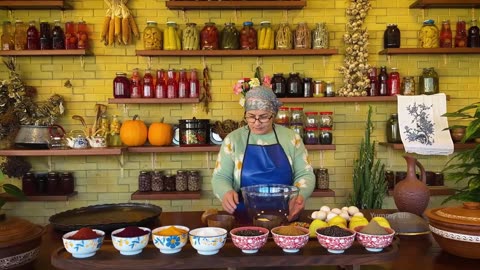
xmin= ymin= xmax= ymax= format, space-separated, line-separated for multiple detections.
xmin=1 ymin=0 xmax=479 ymax=224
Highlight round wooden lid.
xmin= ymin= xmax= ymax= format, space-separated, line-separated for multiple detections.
xmin=0 ymin=215 xmax=44 ymax=248
xmin=426 ymin=202 xmax=480 ymax=226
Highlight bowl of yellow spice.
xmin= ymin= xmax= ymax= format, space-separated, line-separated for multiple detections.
xmin=152 ymin=225 xmax=190 ymax=254
xmin=354 ymin=220 xmax=395 ymax=252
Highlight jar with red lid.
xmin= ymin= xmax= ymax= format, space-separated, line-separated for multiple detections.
xmin=189 ymin=69 xmax=200 ymax=98
xmin=305 ymin=112 xmax=319 ymax=128
xmin=240 ymin=21 xmax=257 ymax=50
xmin=319 ymin=112 xmax=333 ymax=128
xmin=290 ymin=124 xmax=304 ymax=139
xmin=304 ymin=127 xmax=319 ymax=145
xmin=200 ymin=22 xmax=219 ymax=50
xmin=65 ymin=21 xmax=77 ymax=49
xmin=275 ymin=107 xmax=290 ymax=126
xmin=178 ymin=69 xmax=189 ymax=98
xmin=77 ymin=21 xmax=88 ymax=49
xmin=167 ymin=69 xmax=178 ymax=98
xmin=113 ymin=72 xmax=131 ymax=98
xmin=319 ymin=127 xmax=333 ymax=144
xmin=290 ymin=107 xmax=304 ymax=125
xmin=26 ymin=21 xmax=40 ymax=50
xmin=155 ymin=69 xmax=167 ymax=98
xmin=387 ymin=67 xmax=400 ymax=96
xmin=142 ymin=69 xmax=154 ymax=98
xmin=130 ymin=68 xmax=142 ymax=98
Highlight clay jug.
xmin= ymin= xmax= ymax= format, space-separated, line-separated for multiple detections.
xmin=393 ymin=155 xmax=430 ymax=216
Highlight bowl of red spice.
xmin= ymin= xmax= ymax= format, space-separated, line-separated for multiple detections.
xmin=111 ymin=226 xmax=151 ymax=255
xmin=152 ymin=225 xmax=190 ymax=254
xmin=62 ymin=227 xmax=105 ymax=258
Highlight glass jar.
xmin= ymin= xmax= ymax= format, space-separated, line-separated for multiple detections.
xmin=65 ymin=21 xmax=77 ymax=49
xmin=386 ymin=114 xmax=402 ymax=143
xmin=385 ymin=170 xmax=395 ymax=190
xmin=164 ymin=21 xmax=180 ymax=50
xmin=14 ymin=20 xmax=27 ymax=50
xmin=155 ymin=69 xmax=167 ymax=98
xmin=387 ymin=67 xmax=400 ymax=96
xmin=439 ymin=20 xmax=452 ymax=48
xmin=275 ymin=106 xmax=290 ymax=126
xmin=144 ymin=21 xmax=162 ymax=50
xmin=220 ymin=22 xmax=239 ymax=50
xmin=290 ymin=124 xmax=304 ymax=138
xmin=39 ymin=21 xmax=51 ymax=50
xmin=175 ymin=170 xmax=188 ymax=192
xmin=325 ymin=81 xmax=335 ymax=97
xmin=187 ymin=170 xmax=201 ymax=191
xmin=27 ymin=21 xmax=40 ymax=50
xmin=138 ymin=171 xmax=151 ymax=192
xmin=434 ymin=172 xmax=444 ymax=186
xmin=383 ymin=24 xmax=400 ymax=48
xmin=108 ymin=115 xmax=122 ymax=147
xmin=189 ymin=69 xmax=200 ymax=98
xmin=258 ymin=21 xmax=274 ymax=49
xmin=271 ymin=73 xmax=287 ymax=98
xmin=313 ymin=80 xmax=325 ymax=97
xmin=418 ymin=67 xmax=439 ymax=95
xmin=290 ymin=107 xmax=304 ymax=124
xmin=166 ymin=69 xmax=178 ymax=98
xmin=319 ymin=127 xmax=333 ymax=144
xmin=315 ymin=168 xmax=329 ymax=190
xmin=182 ymin=22 xmax=199 ymax=50
xmin=113 ymin=72 xmax=131 ymax=98
xmin=130 ymin=68 xmax=142 ymax=98
xmin=178 ymin=69 xmax=188 ymax=98
xmin=401 ymin=76 xmax=416 ymax=95
xmin=1 ymin=21 xmax=14 ymax=50
xmin=312 ymin=22 xmax=329 ymax=49
xmin=164 ymin=174 xmax=176 ymax=191
xmin=77 ymin=21 xmax=88 ymax=49
xmin=52 ymin=20 xmax=65 ymax=49
xmin=304 ymin=127 xmax=319 ymax=145
xmin=200 ymin=22 xmax=219 ymax=50
xmin=151 ymin=171 xmax=165 ymax=192
xmin=36 ymin=173 xmax=47 ymax=194
xmin=294 ymin=22 xmax=311 ymax=49
xmin=47 ymin=172 xmax=59 ymax=195
xmin=378 ymin=66 xmax=388 ymax=96
xmin=305 ymin=112 xmax=319 ymax=128
xmin=319 ymin=111 xmax=333 ymax=128
xmin=286 ymin=72 xmax=303 ymax=97
xmin=240 ymin=21 xmax=257 ymax=50
xmin=22 ymin=172 xmax=36 ymax=196
xmin=419 ymin=19 xmax=439 ymax=48
xmin=468 ymin=19 xmax=480 ymax=48
xmin=275 ymin=22 xmax=292 ymax=50
xmin=142 ymin=69 xmax=154 ymax=98
xmin=455 ymin=20 xmax=468 ymax=48
xmin=368 ymin=67 xmax=379 ymax=96
xmin=303 ymin=77 xmax=313 ymax=97
xmin=61 ymin=172 xmax=75 ymax=194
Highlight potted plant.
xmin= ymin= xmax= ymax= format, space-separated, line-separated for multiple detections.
xmin=442 ymin=102 xmax=480 ymax=203
xmin=0 ymin=171 xmax=25 ymax=216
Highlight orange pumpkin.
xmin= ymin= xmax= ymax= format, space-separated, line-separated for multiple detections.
xmin=120 ymin=115 xmax=148 ymax=146
xmin=148 ymin=118 xmax=173 ymax=146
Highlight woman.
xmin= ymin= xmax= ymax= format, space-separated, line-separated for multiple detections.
xmin=212 ymin=85 xmax=315 ymax=221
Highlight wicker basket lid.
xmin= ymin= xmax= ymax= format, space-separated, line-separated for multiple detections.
xmin=425 ymin=202 xmax=480 ymax=226
xmin=0 ymin=214 xmax=44 ymax=248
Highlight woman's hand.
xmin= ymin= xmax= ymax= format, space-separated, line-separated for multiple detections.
xmin=222 ymin=190 xmax=239 ymax=214
xmin=288 ymin=195 xmax=305 ymax=221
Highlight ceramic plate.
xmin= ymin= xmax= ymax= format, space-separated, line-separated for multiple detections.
xmin=210 ymin=130 xmax=223 ymax=145
xmin=172 ymin=127 xmax=179 ymax=146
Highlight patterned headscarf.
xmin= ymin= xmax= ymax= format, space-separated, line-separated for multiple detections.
xmin=244 ymin=86 xmax=282 ymax=114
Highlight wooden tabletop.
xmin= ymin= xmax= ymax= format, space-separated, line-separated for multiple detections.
xmin=33 ymin=210 xmax=479 ymax=270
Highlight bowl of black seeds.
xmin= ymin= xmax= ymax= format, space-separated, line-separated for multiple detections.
xmin=316 ymin=225 xmax=356 ymax=254
xmin=229 ymin=226 xmax=269 ymax=254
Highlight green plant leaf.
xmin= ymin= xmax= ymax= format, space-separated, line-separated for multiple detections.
xmin=2 ymin=183 xmax=26 ymax=200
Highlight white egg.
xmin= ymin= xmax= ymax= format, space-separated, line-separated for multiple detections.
xmin=320 ymin=205 xmax=331 ymax=213
xmin=311 ymin=211 xmax=319 ymax=219
xmin=339 ymin=212 xmax=350 ymax=221
xmin=341 ymin=206 xmax=349 ymax=212
xmin=348 ymin=206 xmax=360 ymax=216
xmin=325 ymin=212 xmax=338 ymax=222
xmin=316 ymin=211 xmax=327 ymax=221
xmin=353 ymin=212 xmax=364 ymax=217
xmin=331 ymin=208 xmax=342 ymax=214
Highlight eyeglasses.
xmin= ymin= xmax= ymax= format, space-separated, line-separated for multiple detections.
xmin=244 ymin=114 xmax=274 ymax=124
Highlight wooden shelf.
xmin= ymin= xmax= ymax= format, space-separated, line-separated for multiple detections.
xmin=0 ymin=147 xmax=124 ymax=156
xmin=379 ymin=48 xmax=480 ymax=55
xmin=127 ymin=145 xmax=335 ymax=153
xmin=388 ymin=187 xmax=454 ymax=196
xmin=311 ymin=189 xmax=335 ymax=197
xmin=131 ymin=190 xmax=201 ymax=200
xmin=410 ymin=0 xmax=480 ymax=8
xmin=165 ymin=0 xmax=306 ymax=10
xmin=0 ymin=0 xmax=68 ymax=9
xmin=379 ymin=142 xmax=478 ymax=150
xmin=108 ymin=98 xmax=199 ymax=104
xmin=0 ymin=191 xmax=77 ymax=201
xmin=136 ymin=49 xmax=338 ymax=57
xmin=0 ymin=49 xmax=87 ymax=56
xmin=305 ymin=145 xmax=336 ymax=151
xmin=279 ymin=96 xmax=397 ymax=103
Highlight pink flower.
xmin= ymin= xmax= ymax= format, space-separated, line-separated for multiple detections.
xmin=233 ymin=81 xmax=244 ymax=95
xmin=263 ymin=75 xmax=272 ymax=88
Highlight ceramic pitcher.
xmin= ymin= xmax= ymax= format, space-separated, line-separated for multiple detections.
xmin=393 ymin=155 xmax=430 ymax=216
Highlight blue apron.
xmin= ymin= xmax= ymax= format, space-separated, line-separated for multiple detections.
xmin=235 ymin=127 xmax=293 ymax=221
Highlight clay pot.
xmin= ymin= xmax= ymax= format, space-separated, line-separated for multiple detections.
xmin=450 ymin=127 xmax=466 ymax=142
xmin=393 ymin=155 xmax=430 ymax=216
xmin=0 ymin=213 xmax=44 ymax=269
xmin=425 ymin=202 xmax=480 ymax=259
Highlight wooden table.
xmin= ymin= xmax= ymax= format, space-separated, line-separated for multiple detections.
xmin=32 ymin=211 xmax=480 ymax=270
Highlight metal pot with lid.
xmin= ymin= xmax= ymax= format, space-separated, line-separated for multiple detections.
xmin=14 ymin=124 xmax=64 ymax=149
xmin=178 ymin=118 xmax=210 ymax=146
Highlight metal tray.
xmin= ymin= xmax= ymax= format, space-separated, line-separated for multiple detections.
xmin=49 ymin=203 xmax=162 ymax=232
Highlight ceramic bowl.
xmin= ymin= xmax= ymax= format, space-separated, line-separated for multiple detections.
xmin=252 ymin=214 xmax=283 ymax=230
xmin=189 ymin=227 xmax=227 ymax=255
xmin=111 ymin=227 xmax=151 ymax=255
xmin=271 ymin=226 xmax=309 ymax=253
xmin=316 ymin=227 xmax=356 ymax=254
xmin=206 ymin=214 xmax=235 ymax=231
xmin=230 ymin=226 xmax=269 ymax=254
xmin=62 ymin=229 xmax=105 ymax=258
xmin=354 ymin=226 xmax=395 ymax=252
xmin=152 ymin=225 xmax=190 ymax=254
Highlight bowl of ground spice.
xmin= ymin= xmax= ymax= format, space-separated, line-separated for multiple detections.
xmin=316 ymin=225 xmax=356 ymax=254
xmin=111 ymin=226 xmax=151 ymax=255
xmin=354 ymin=221 xmax=395 ymax=252
xmin=230 ymin=226 xmax=269 ymax=254
xmin=62 ymin=227 xmax=105 ymax=258
xmin=189 ymin=227 xmax=228 ymax=255
xmin=271 ymin=226 xmax=309 ymax=253
xmin=152 ymin=225 xmax=190 ymax=254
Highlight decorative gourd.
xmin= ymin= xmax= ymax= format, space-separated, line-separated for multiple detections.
xmin=119 ymin=115 xmax=148 ymax=146
xmin=148 ymin=118 xmax=173 ymax=146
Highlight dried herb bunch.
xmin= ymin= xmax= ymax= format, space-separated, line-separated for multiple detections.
xmin=0 ymin=156 xmax=31 ymax=178
xmin=0 ymin=58 xmax=65 ymax=142
xmin=338 ymin=0 xmax=372 ymax=97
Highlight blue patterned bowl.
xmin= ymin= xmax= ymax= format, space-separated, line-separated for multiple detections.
xmin=152 ymin=225 xmax=190 ymax=254
xmin=111 ymin=227 xmax=151 ymax=255
xmin=189 ymin=227 xmax=227 ymax=255
xmin=62 ymin=229 xmax=105 ymax=258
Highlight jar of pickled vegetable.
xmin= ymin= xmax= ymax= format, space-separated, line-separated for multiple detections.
xmin=65 ymin=21 xmax=77 ymax=49
xmin=439 ymin=20 xmax=452 ymax=48
xmin=240 ymin=21 xmax=257 ymax=50
xmin=258 ymin=21 xmax=274 ymax=50
xmin=182 ymin=22 xmax=199 ymax=50
xmin=39 ymin=21 xmax=51 ymax=50
xmin=304 ymin=128 xmax=319 ymax=145
xmin=290 ymin=107 xmax=304 ymax=125
xmin=305 ymin=112 xmax=319 ymax=128
xmin=276 ymin=22 xmax=292 ymax=50
xmin=77 ymin=21 xmax=88 ymax=49
xmin=164 ymin=21 xmax=181 ymax=50
xmin=286 ymin=72 xmax=303 ymax=97
xmin=220 ymin=22 xmax=239 ymax=50
xmin=52 ymin=20 xmax=65 ymax=49
xmin=1 ymin=21 xmax=14 ymax=50
xmin=14 ymin=20 xmax=27 ymax=50
xmin=144 ymin=21 xmax=162 ymax=50
xmin=418 ymin=67 xmax=439 ymax=95
xmin=401 ymin=76 xmax=416 ymax=95
xmin=419 ymin=19 xmax=439 ymax=48
xmin=271 ymin=73 xmax=287 ymax=98
xmin=312 ymin=22 xmax=329 ymax=49
xmin=275 ymin=107 xmax=290 ymax=126
xmin=200 ymin=22 xmax=219 ymax=50
xmin=294 ymin=22 xmax=311 ymax=49
xmin=26 ymin=21 xmax=39 ymax=50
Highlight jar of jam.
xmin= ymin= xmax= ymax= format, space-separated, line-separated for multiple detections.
xmin=312 ymin=22 xmax=329 ymax=49
xmin=240 ymin=21 xmax=257 ymax=50
xmin=138 ymin=171 xmax=151 ymax=192
xmin=319 ymin=127 xmax=333 ymax=144
xmin=47 ymin=172 xmax=59 ymax=195
xmin=303 ymin=77 xmax=313 ymax=97
xmin=52 ymin=20 xmax=65 ymax=49
xmin=166 ymin=69 xmax=178 ymax=98
xmin=14 ymin=20 xmax=27 ymax=50
xmin=468 ymin=19 xmax=480 ymax=48
xmin=182 ymin=22 xmax=199 ymax=50
xmin=286 ymin=72 xmax=303 ymax=97
xmin=22 ymin=172 xmax=36 ymax=196
xmin=178 ymin=69 xmax=189 ymax=98
xmin=439 ymin=20 xmax=452 ymax=48
xmin=65 ymin=21 xmax=77 ymax=49
xmin=1 ymin=21 xmax=14 ymax=50
xmin=319 ymin=112 xmax=333 ymax=128
xmin=175 ymin=170 xmax=188 ymax=192
xmin=142 ymin=69 xmax=154 ymax=98
xmin=187 ymin=170 xmax=201 ymax=191
xmin=39 ymin=21 xmax=51 ymax=50
xmin=275 ymin=106 xmax=290 ymax=126
xmin=36 ymin=173 xmax=47 ymax=194
xmin=113 ymin=72 xmax=131 ymax=98
xmin=164 ymin=21 xmax=181 ymax=50
xmin=200 ymin=22 xmax=219 ymax=50
xmin=294 ymin=22 xmax=311 ymax=49
xmin=304 ymin=128 xmax=319 ymax=145
xmin=290 ymin=124 xmax=304 ymax=138
xmin=455 ymin=20 xmax=468 ymax=48
xmin=386 ymin=113 xmax=402 ymax=143
xmin=325 ymin=81 xmax=335 ymax=97
xmin=387 ymin=67 xmax=400 ymax=96
xmin=313 ymin=80 xmax=325 ymax=97
xmin=419 ymin=19 xmax=439 ymax=48
xmin=378 ymin=66 xmax=388 ymax=96
xmin=383 ymin=24 xmax=400 ymax=48
xmin=271 ymin=73 xmax=287 ymax=98
xmin=61 ymin=172 xmax=75 ymax=194
xmin=144 ymin=21 xmax=162 ymax=50
xmin=275 ymin=22 xmax=292 ymax=50
xmin=151 ymin=171 xmax=165 ymax=192
xmin=418 ymin=67 xmax=439 ymax=95
xmin=258 ymin=21 xmax=274 ymax=49
xmin=77 ymin=21 xmax=88 ymax=49
xmin=220 ymin=22 xmax=239 ymax=50
xmin=130 ymin=68 xmax=142 ymax=98
xmin=368 ymin=68 xmax=379 ymax=96
xmin=164 ymin=174 xmax=176 ymax=191
xmin=315 ymin=168 xmax=329 ymax=190
xmin=26 ymin=21 xmax=40 ymax=50
xmin=290 ymin=107 xmax=304 ymax=125
xmin=401 ymin=76 xmax=415 ymax=95
xmin=155 ymin=69 xmax=167 ymax=98
xmin=305 ymin=112 xmax=319 ymax=128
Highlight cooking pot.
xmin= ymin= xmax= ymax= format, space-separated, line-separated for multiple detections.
xmin=178 ymin=118 xmax=210 ymax=146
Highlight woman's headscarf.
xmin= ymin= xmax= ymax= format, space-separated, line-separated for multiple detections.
xmin=244 ymin=86 xmax=282 ymax=114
